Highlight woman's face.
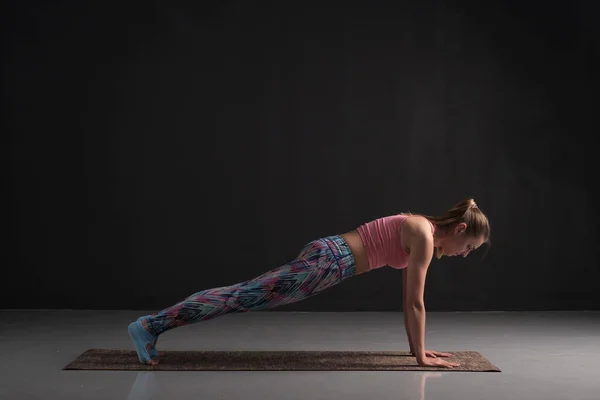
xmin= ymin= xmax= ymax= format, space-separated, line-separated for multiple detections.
xmin=441 ymin=223 xmax=485 ymax=257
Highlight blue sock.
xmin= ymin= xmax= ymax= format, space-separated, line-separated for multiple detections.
xmin=128 ymin=319 xmax=158 ymax=364
xmin=137 ymin=317 xmax=158 ymax=358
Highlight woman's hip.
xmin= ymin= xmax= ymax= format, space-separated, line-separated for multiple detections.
xmin=296 ymin=235 xmax=356 ymax=281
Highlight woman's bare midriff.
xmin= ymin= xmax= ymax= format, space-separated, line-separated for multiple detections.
xmin=340 ymin=230 xmax=370 ymax=275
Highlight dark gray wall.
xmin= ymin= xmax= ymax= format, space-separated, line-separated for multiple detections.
xmin=4 ymin=1 xmax=599 ymax=311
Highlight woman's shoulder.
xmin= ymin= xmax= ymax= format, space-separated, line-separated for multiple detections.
xmin=400 ymin=214 xmax=434 ymax=238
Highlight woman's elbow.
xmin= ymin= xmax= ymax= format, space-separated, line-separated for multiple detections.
xmin=407 ymin=300 xmax=425 ymax=311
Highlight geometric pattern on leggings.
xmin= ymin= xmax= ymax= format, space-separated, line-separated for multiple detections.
xmin=145 ymin=238 xmax=345 ymax=336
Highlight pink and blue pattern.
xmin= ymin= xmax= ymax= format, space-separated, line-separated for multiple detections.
xmin=142 ymin=235 xmax=356 ymax=336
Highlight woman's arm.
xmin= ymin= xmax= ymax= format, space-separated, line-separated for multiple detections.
xmin=400 ymin=217 xmax=462 ymax=369
xmin=403 ymin=220 xmax=434 ymax=363
xmin=402 ymin=268 xmax=415 ymax=353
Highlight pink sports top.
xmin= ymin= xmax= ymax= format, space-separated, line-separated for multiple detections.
xmin=356 ymin=214 xmax=435 ymax=270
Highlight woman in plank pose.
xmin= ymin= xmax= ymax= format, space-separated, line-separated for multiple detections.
xmin=128 ymin=198 xmax=490 ymax=369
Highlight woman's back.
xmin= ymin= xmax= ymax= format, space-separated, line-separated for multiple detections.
xmin=342 ymin=214 xmax=435 ymax=274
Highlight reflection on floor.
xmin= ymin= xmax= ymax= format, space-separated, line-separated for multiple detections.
xmin=0 ymin=310 xmax=598 ymax=400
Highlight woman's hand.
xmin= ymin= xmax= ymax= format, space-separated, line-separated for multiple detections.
xmin=411 ymin=350 xmax=460 ymax=368
xmin=411 ymin=349 xmax=453 ymax=358
xmin=416 ymin=355 xmax=461 ymax=369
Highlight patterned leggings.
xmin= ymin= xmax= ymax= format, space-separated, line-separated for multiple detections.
xmin=144 ymin=235 xmax=356 ymax=336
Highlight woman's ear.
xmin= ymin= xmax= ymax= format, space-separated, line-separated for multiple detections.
xmin=454 ymin=222 xmax=467 ymax=235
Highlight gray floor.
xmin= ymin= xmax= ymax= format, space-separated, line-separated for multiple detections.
xmin=0 ymin=310 xmax=598 ymax=400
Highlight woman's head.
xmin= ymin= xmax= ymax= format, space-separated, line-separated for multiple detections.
xmin=424 ymin=198 xmax=491 ymax=259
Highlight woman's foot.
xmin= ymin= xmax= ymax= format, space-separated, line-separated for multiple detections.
xmin=128 ymin=318 xmax=159 ymax=366
xmin=137 ymin=317 xmax=159 ymax=358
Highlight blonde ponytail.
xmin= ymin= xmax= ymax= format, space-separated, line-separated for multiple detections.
xmin=423 ymin=198 xmax=490 ymax=242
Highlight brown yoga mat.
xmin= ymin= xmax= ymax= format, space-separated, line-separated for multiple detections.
xmin=63 ymin=349 xmax=501 ymax=372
